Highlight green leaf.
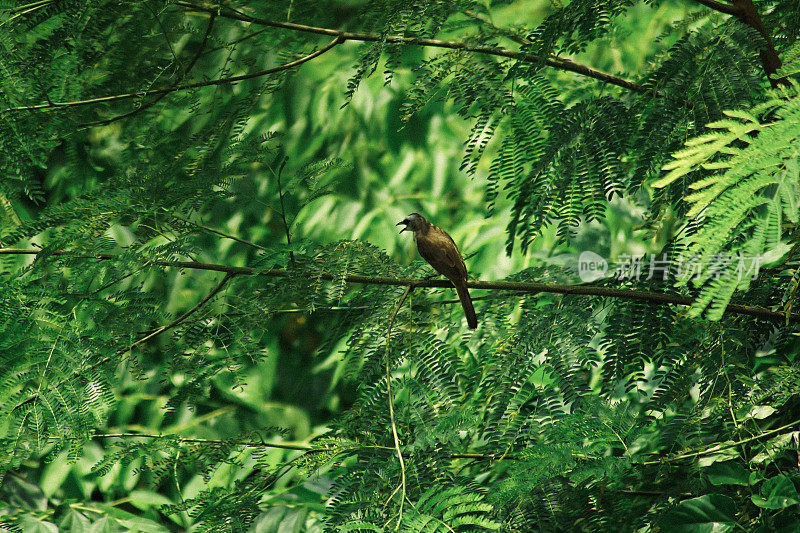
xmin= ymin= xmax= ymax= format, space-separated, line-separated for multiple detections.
xmin=19 ymin=516 xmax=58 ymax=533
xmin=749 ymin=471 xmax=765 ymax=485
xmin=337 ymin=521 xmax=383 ymax=532
xmin=89 ymin=517 xmax=125 ymax=533
xmin=127 ymin=490 xmax=173 ymax=510
xmin=697 ymin=441 xmax=741 ymax=467
xmin=40 ymin=452 xmax=73 ymax=497
xmin=744 ymin=405 xmax=776 ymax=420
xmin=752 ymin=432 xmax=797 ymax=464
xmin=91 ymin=504 xmax=170 ymax=533
xmin=751 ymin=476 xmax=799 ymax=509
xmin=660 ymin=494 xmax=737 ymax=533
xmin=57 ymin=509 xmax=91 ymax=533
xmin=706 ymin=462 xmax=750 ymax=486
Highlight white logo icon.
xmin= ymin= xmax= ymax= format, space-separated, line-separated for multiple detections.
xmin=578 ymin=251 xmax=608 ymax=282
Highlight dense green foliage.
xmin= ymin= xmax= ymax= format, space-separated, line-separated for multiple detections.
xmin=1 ymin=0 xmax=799 ymax=531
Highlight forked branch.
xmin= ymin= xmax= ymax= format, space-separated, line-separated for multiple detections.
xmin=176 ymin=1 xmax=656 ymax=96
xmin=694 ymin=0 xmax=789 ymax=87
xmin=6 ymin=35 xmax=343 ymax=112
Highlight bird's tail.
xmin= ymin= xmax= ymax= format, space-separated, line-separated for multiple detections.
xmin=454 ymin=281 xmax=478 ymax=329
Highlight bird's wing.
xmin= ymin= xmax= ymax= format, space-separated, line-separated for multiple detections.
xmin=417 ymin=226 xmax=468 ymax=280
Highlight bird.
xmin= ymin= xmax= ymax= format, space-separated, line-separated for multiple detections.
xmin=397 ymin=213 xmax=477 ymax=329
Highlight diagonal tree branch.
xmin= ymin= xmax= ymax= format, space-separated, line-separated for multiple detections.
xmin=730 ymin=0 xmax=789 ymax=88
xmin=128 ymin=271 xmax=235 ymax=351
xmin=6 ymin=35 xmax=343 ymax=112
xmin=88 ymin=432 xmax=514 ymax=460
xmin=176 ymin=1 xmax=657 ymax=97
xmin=81 ymin=10 xmax=219 ymax=127
xmin=91 ymin=432 xmax=318 ymax=451
xmin=4 ymin=1 xmax=660 ymax=113
xmin=6 ymin=0 xmax=787 ymax=114
xmin=0 ymin=0 xmax=58 ymax=27
xmin=693 ymin=0 xmax=739 ymax=16
xmin=2 ymin=247 xmax=798 ymax=323
xmin=171 ymin=214 xmax=268 ymax=251
xmin=88 ymin=416 xmax=800 ymax=465
xmin=693 ymin=0 xmax=789 ymax=88
xmin=12 ymin=270 xmax=236 ymax=412
xmin=643 ymin=418 xmax=800 ymax=465
xmin=463 ymin=9 xmax=663 ymax=97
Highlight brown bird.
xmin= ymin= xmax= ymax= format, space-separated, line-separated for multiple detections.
xmin=397 ymin=213 xmax=477 ymax=329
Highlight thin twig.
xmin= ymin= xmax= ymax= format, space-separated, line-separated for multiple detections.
xmin=129 ymin=271 xmax=235 ymax=350
xmin=0 ymin=0 xmax=57 ymax=28
xmin=81 ymin=11 xmax=218 ymax=128
xmin=643 ymin=418 xmax=800 ymax=465
xmin=9 ymin=0 xmax=56 ymax=14
xmin=385 ymin=285 xmax=414 ymax=528
xmin=83 ymin=432 xmax=512 ymax=459
xmin=462 ymin=10 xmax=529 ymax=47
xmin=274 ymin=157 xmax=295 ymax=264
xmin=208 ymin=27 xmax=269 ymax=54
xmin=172 ymin=214 xmax=268 ymax=251
xmin=12 ymin=271 xmax=237 ymax=412
xmin=720 ymin=344 xmax=740 ymax=434
xmin=182 ymin=12 xmax=217 ymax=78
xmin=173 ymin=448 xmax=188 ymax=526
xmin=617 ymin=489 xmax=696 ymax=497
xmin=36 ymin=330 xmax=62 ymax=397
xmin=463 ymin=9 xmax=661 ymax=98
xmin=91 ymin=432 xmax=317 ymax=451
xmin=90 ymin=269 xmax=141 ymax=294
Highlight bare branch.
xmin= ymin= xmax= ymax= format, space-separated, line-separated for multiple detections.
xmin=3 ymin=1 xmax=662 ymax=113
xmin=176 ymin=1 xmax=657 ymax=97
xmin=730 ymin=0 xmax=789 ymax=88
xmin=2 ymin=247 xmax=798 ymax=323
xmin=693 ymin=0 xmax=739 ymax=16
xmin=171 ymin=214 xmax=268 ymax=251
xmin=693 ymin=0 xmax=789 ymax=87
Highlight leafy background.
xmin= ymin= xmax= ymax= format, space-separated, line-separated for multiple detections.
xmin=1 ymin=0 xmax=799 ymax=531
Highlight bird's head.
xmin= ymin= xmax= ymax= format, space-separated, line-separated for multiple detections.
xmin=397 ymin=212 xmax=427 ymax=233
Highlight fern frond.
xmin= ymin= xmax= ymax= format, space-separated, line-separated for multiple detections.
xmin=653 ymin=84 xmax=800 ymax=318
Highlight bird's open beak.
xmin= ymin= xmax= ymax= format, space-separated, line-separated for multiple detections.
xmin=397 ymin=220 xmax=408 ymax=233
